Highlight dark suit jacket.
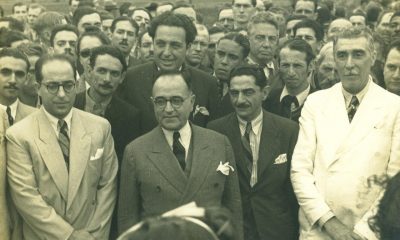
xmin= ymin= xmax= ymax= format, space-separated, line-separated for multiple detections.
xmin=74 ymin=92 xmax=142 ymax=162
xmin=208 ymin=111 xmax=299 ymax=240
xmin=117 ymin=62 xmax=219 ymax=133
xmin=118 ymin=124 xmax=243 ymax=239
xmin=214 ymin=93 xmax=234 ymax=119
xmin=263 ymin=85 xmax=315 ymax=123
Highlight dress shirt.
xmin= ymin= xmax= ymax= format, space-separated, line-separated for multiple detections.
xmin=0 ymin=99 xmax=18 ymax=119
xmin=247 ymin=57 xmax=275 ymax=79
xmin=237 ymin=111 xmax=263 ymax=162
xmin=342 ymin=76 xmax=372 ymax=107
xmin=280 ymin=84 xmax=311 ymax=107
xmin=85 ymin=89 xmax=112 ymax=116
xmin=162 ymin=121 xmax=192 ymax=161
xmin=42 ymin=107 xmax=73 ymax=138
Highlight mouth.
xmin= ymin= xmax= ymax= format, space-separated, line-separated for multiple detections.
xmin=4 ymin=86 xmax=18 ymax=91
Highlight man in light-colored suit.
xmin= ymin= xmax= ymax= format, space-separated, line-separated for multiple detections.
xmin=0 ymin=109 xmax=9 ymax=240
xmin=6 ymin=54 xmax=118 ymax=240
xmin=118 ymin=71 xmax=243 ymax=239
xmin=291 ymin=26 xmax=400 ymax=240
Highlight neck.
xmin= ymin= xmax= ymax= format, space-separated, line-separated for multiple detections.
xmin=249 ymin=54 xmax=268 ymax=67
xmin=0 ymin=96 xmax=17 ymax=106
xmin=18 ymin=94 xmax=38 ymax=107
xmin=186 ymin=60 xmax=200 ymax=68
xmin=286 ymin=82 xmax=309 ymax=96
xmin=235 ymin=21 xmax=248 ymax=30
xmin=88 ymin=87 xmax=110 ymax=103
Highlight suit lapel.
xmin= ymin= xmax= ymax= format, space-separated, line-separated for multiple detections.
xmin=139 ymin=63 xmax=157 ymax=108
xmin=67 ymin=110 xmax=91 ymax=209
xmin=147 ymin=127 xmax=187 ymax=193
xmin=36 ymin=109 xmax=68 ymax=200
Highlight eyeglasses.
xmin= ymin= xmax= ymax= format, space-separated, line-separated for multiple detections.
xmin=42 ymin=81 xmax=75 ymax=94
xmin=151 ymin=96 xmax=192 ymax=109
xmin=0 ymin=68 xmax=26 ymax=78
xmin=80 ymin=49 xmax=92 ymax=58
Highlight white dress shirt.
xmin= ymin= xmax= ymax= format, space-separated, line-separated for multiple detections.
xmin=162 ymin=121 xmax=192 ymax=161
xmin=42 ymin=107 xmax=73 ymax=138
xmin=280 ymin=84 xmax=311 ymax=108
xmin=0 ymin=99 xmax=19 ymax=119
xmin=237 ymin=111 xmax=263 ymax=163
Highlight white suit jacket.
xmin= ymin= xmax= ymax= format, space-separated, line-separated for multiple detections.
xmin=291 ymin=82 xmax=400 ymax=239
xmin=6 ymin=108 xmax=118 ymax=240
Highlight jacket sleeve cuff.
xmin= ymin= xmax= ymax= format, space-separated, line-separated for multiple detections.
xmin=317 ymin=211 xmax=335 ymax=230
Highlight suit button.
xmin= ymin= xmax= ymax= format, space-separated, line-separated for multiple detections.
xmin=156 ymin=186 xmax=161 ymax=192
xmin=213 ymin=183 xmax=219 ymax=188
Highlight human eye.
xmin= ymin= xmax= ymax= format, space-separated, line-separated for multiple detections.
xmin=127 ymin=31 xmax=135 ymax=37
xmin=47 ymin=83 xmax=60 ymax=92
xmin=94 ymin=22 xmax=102 ymax=27
xmin=243 ymin=89 xmax=256 ymax=96
xmin=96 ymin=67 xmax=107 ymax=74
xmin=142 ymin=42 xmax=151 ymax=48
xmin=15 ymin=70 xmax=26 ymax=78
xmin=305 ymin=35 xmax=314 ymax=41
xmin=229 ymin=90 xmax=239 ymax=97
xmin=171 ymin=42 xmax=183 ymax=49
xmin=0 ymin=68 xmax=12 ymax=76
xmin=386 ymin=64 xmax=397 ymax=71
xmin=111 ymin=71 xmax=121 ymax=78
xmin=171 ymin=96 xmax=184 ymax=106
xmin=294 ymin=63 xmax=304 ymax=68
xmin=155 ymin=40 xmax=166 ymax=48
xmin=255 ymin=35 xmax=265 ymax=41
xmin=69 ymin=41 xmax=77 ymax=47
xmin=268 ymin=36 xmax=278 ymax=42
xmin=280 ymin=63 xmax=290 ymax=68
xmin=154 ymin=97 xmax=167 ymax=106
xmin=228 ymin=54 xmax=239 ymax=61
xmin=63 ymin=81 xmax=75 ymax=91
xmin=336 ymin=51 xmax=347 ymax=60
xmin=216 ymin=50 xmax=225 ymax=58
xmin=353 ymin=50 xmax=365 ymax=58
xmin=57 ymin=41 xmax=66 ymax=47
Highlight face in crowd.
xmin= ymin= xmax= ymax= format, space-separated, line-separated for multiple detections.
xmin=0 ymin=55 xmax=28 ymax=105
xmin=131 ymin=9 xmax=151 ymax=34
xmin=214 ymin=39 xmax=245 ymax=82
xmin=248 ymin=22 xmax=279 ymax=65
xmin=111 ymin=20 xmax=137 ymax=57
xmin=279 ymin=47 xmax=310 ymax=94
xmin=53 ymin=30 xmax=78 ymax=58
xmin=79 ymin=36 xmax=103 ymax=75
xmin=232 ymin=0 xmax=255 ymax=26
xmin=218 ymin=9 xmax=234 ymax=31
xmin=77 ymin=13 xmax=102 ymax=34
xmin=186 ymin=26 xmax=209 ymax=67
xmin=384 ymin=47 xmax=400 ymax=96
xmin=139 ymin=32 xmax=154 ymax=62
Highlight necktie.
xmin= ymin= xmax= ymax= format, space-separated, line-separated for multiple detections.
xmin=347 ymin=96 xmax=359 ymax=122
xmin=241 ymin=122 xmax=257 ymax=186
xmin=6 ymin=106 xmax=13 ymax=126
xmin=173 ymin=131 xmax=186 ymax=170
xmin=281 ymin=95 xmax=299 ymax=119
xmin=58 ymin=120 xmax=70 ymax=169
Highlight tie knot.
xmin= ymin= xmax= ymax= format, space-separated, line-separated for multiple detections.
xmin=350 ymin=96 xmax=359 ymax=107
xmin=6 ymin=106 xmax=11 ymax=113
xmin=58 ymin=120 xmax=67 ymax=131
xmin=245 ymin=121 xmax=252 ymax=134
xmin=173 ymin=131 xmax=181 ymax=141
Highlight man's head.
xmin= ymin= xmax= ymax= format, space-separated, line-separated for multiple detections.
xmin=172 ymin=4 xmax=197 ymax=23
xmin=232 ymin=0 xmax=256 ymax=27
xmin=36 ymin=54 xmax=76 ymax=119
xmin=33 ymin=12 xmax=67 ymax=47
xmin=285 ymin=15 xmax=307 ymax=40
xmin=0 ymin=17 xmax=24 ymax=32
xmin=0 ymin=48 xmax=29 ymax=105
xmin=247 ymin=12 xmax=279 ymax=66
xmin=69 ymin=0 xmax=80 ymax=15
xmin=384 ymin=40 xmax=400 ymax=95
xmin=218 ymin=7 xmax=234 ymax=31
xmin=315 ymin=42 xmax=339 ymax=89
xmin=214 ymin=32 xmax=250 ymax=82
xmin=293 ymin=0 xmax=317 ymax=19
xmin=50 ymin=24 xmax=79 ymax=58
xmin=326 ymin=18 xmax=352 ymax=41
xmin=110 ymin=16 xmax=139 ymax=57
xmin=349 ymin=12 xmax=366 ymax=27
xmin=293 ymin=19 xmax=324 ymax=54
xmin=130 ymin=8 xmax=152 ymax=34
xmin=152 ymin=71 xmax=195 ymax=131
xmin=390 ymin=11 xmax=400 ymax=37
xmin=278 ymin=39 xmax=314 ymax=94
xmin=207 ymin=26 xmax=225 ymax=67
xmin=12 ymin=2 xmax=27 ymax=22
xmin=148 ymin=12 xmax=197 ymax=71
xmin=333 ymin=26 xmax=376 ymax=94
xmin=27 ymin=4 xmax=46 ymax=26
xmin=73 ymin=7 xmax=102 ymax=34
xmin=185 ymin=24 xmax=209 ymax=67
xmin=99 ymin=10 xmax=114 ymax=38
xmin=138 ymin=31 xmax=154 ymax=62
xmin=156 ymin=2 xmax=174 ymax=16
xmin=0 ymin=30 xmax=30 ymax=48
xmin=228 ymin=64 xmax=268 ymax=121
xmin=376 ymin=11 xmax=394 ymax=31
xmin=89 ymin=45 xmax=127 ymax=97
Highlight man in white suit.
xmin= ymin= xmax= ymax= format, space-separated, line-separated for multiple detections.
xmin=291 ymin=26 xmax=400 ymax=240
xmin=6 ymin=54 xmax=118 ymax=240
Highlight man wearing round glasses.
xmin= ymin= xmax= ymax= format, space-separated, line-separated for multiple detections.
xmin=6 ymin=54 xmax=118 ymax=240
xmin=119 ymin=71 xmax=243 ymax=239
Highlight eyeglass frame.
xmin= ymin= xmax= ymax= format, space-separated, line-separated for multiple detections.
xmin=41 ymin=80 xmax=76 ymax=94
xmin=150 ymin=95 xmax=194 ymax=109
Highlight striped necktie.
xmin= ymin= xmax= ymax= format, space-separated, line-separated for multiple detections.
xmin=58 ymin=120 xmax=70 ymax=169
xmin=173 ymin=131 xmax=186 ymax=170
xmin=347 ymin=96 xmax=359 ymax=122
xmin=241 ymin=122 xmax=257 ymax=187
xmin=6 ymin=106 xmax=13 ymax=126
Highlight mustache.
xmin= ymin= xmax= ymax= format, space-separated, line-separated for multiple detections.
xmin=4 ymin=83 xmax=18 ymax=90
xmin=99 ymin=83 xmax=113 ymax=89
xmin=120 ymin=40 xmax=128 ymax=45
xmin=64 ymin=48 xmax=74 ymax=56
xmin=235 ymin=103 xmax=250 ymax=108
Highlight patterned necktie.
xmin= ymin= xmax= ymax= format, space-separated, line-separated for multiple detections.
xmin=347 ymin=96 xmax=359 ymax=123
xmin=58 ymin=120 xmax=70 ymax=169
xmin=6 ymin=106 xmax=13 ymax=126
xmin=241 ymin=122 xmax=257 ymax=186
xmin=173 ymin=131 xmax=186 ymax=170
xmin=281 ymin=95 xmax=299 ymax=119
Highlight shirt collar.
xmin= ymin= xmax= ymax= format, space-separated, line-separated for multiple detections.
xmin=0 ymin=98 xmax=19 ymax=119
xmin=280 ymin=84 xmax=311 ymax=106
xmin=86 ymin=89 xmax=112 ymax=109
xmin=161 ymin=121 xmax=192 ymax=147
xmin=237 ymin=110 xmax=263 ymax=135
xmin=341 ymin=76 xmax=372 ymax=106
xmin=42 ymin=107 xmax=73 ymax=136
xmin=247 ymin=57 xmax=275 ymax=70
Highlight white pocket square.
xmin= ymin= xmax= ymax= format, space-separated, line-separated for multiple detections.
xmin=90 ymin=148 xmax=104 ymax=161
xmin=274 ymin=154 xmax=287 ymax=165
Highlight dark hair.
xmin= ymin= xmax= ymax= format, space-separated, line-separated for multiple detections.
xmin=293 ymin=0 xmax=318 ymax=12
xmin=316 ymin=6 xmax=333 ymax=25
xmin=350 ymin=12 xmax=366 ymax=20
xmin=154 ymin=70 xmax=192 ymax=92
xmin=390 ymin=11 xmax=400 ymax=23
xmin=0 ymin=48 xmax=30 ymax=72
xmin=77 ymin=27 xmax=110 ymax=54
xmin=119 ymin=2 xmax=132 ymax=16
xmin=33 ymin=11 xmax=66 ymax=34
xmin=17 ymin=42 xmax=46 ymax=57
xmin=50 ymin=24 xmax=79 ymax=47
xmin=110 ymin=16 xmax=139 ymax=35
xmin=335 ymin=6 xmax=346 ymax=18
xmin=35 ymin=54 xmax=76 ymax=84
xmin=99 ymin=10 xmax=114 ymax=21
xmin=72 ymin=6 xmax=99 ymax=26
xmin=0 ymin=29 xmax=28 ymax=48
xmin=377 ymin=11 xmax=394 ymax=26
xmin=285 ymin=14 xmax=307 ymax=24
xmin=145 ymin=2 xmax=159 ymax=12
xmin=12 ymin=2 xmax=26 ymax=14
xmin=208 ymin=25 xmax=225 ymax=35
xmin=386 ymin=40 xmax=400 ymax=62
xmin=218 ymin=32 xmax=250 ymax=59
xmin=129 ymin=7 xmax=152 ymax=21
xmin=157 ymin=2 xmax=175 ymax=9
xmin=0 ymin=17 xmax=24 ymax=32
xmin=229 ymin=63 xmax=268 ymax=88
xmin=89 ymin=45 xmax=127 ymax=72
xmin=231 ymin=0 xmax=256 ymax=7
xmin=279 ymin=38 xmax=315 ymax=66
xmin=172 ymin=2 xmax=195 ymax=11
xmin=293 ymin=19 xmax=324 ymax=42
xmin=68 ymin=0 xmax=78 ymax=5
xmin=0 ymin=6 xmax=4 ymax=17
xmin=366 ymin=3 xmax=382 ymax=23
xmin=148 ymin=12 xmax=197 ymax=45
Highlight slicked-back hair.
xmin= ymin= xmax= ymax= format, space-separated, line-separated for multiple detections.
xmin=293 ymin=19 xmax=324 ymax=42
xmin=28 ymin=3 xmax=46 ymax=13
xmin=17 ymin=42 xmax=46 ymax=57
xmin=2 ymin=30 xmax=29 ymax=48
xmin=0 ymin=17 xmax=25 ymax=32
xmin=33 ymin=11 xmax=66 ymax=34
xmin=89 ymin=45 xmax=127 ymax=73
xmin=279 ymin=38 xmax=315 ymax=66
xmin=248 ymin=12 xmax=279 ymax=33
xmin=72 ymin=6 xmax=99 ymax=26
xmin=229 ymin=63 xmax=268 ymax=88
xmin=218 ymin=32 xmax=250 ymax=59
xmin=231 ymin=0 xmax=256 ymax=7
xmin=50 ymin=24 xmax=79 ymax=47
xmin=35 ymin=54 xmax=76 ymax=84
xmin=76 ymin=27 xmax=110 ymax=54
xmin=333 ymin=26 xmax=375 ymax=56
xmin=0 ymin=48 xmax=30 ymax=72
xmin=110 ymin=16 xmax=139 ymax=35
xmin=386 ymin=40 xmax=400 ymax=61
xmin=148 ymin=12 xmax=197 ymax=46
xmin=153 ymin=69 xmax=193 ymax=93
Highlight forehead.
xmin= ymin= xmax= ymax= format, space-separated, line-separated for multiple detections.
xmin=381 ymin=12 xmax=393 ymax=23
xmin=141 ymin=33 xmax=152 ymax=43
xmin=233 ymin=0 xmax=253 ymax=5
xmin=0 ymin=56 xmax=27 ymax=70
xmin=154 ymin=25 xmax=186 ymax=42
xmin=296 ymin=27 xmax=316 ymax=36
xmin=71 ymin=0 xmax=79 ymax=6
xmin=230 ymin=75 xmax=258 ymax=88
xmin=279 ymin=47 xmax=307 ymax=63
xmin=287 ymin=19 xmax=301 ymax=29
xmin=157 ymin=4 xmax=173 ymax=13
xmin=28 ymin=8 xmax=42 ymax=14
xmin=55 ymin=30 xmax=78 ymax=40
xmin=295 ymin=1 xmax=315 ymax=10
xmin=42 ymin=60 xmax=74 ymax=80
xmin=132 ymin=10 xmax=150 ymax=18
xmin=102 ymin=19 xmax=113 ymax=26
xmin=329 ymin=19 xmax=352 ymax=30
xmin=173 ymin=7 xmax=196 ymax=18
xmin=194 ymin=33 xmax=209 ymax=42
xmin=79 ymin=13 xmax=101 ymax=23
xmin=219 ymin=9 xmax=233 ymax=18
xmin=94 ymin=54 xmax=123 ymax=69
xmin=217 ymin=39 xmax=243 ymax=55
xmin=391 ymin=16 xmax=400 ymax=23
xmin=386 ymin=48 xmax=400 ymax=63
xmin=210 ymin=32 xmax=225 ymax=43
xmin=249 ymin=23 xmax=278 ymax=35
xmin=14 ymin=5 xmax=27 ymax=11
xmin=80 ymin=36 xmax=102 ymax=49
xmin=115 ymin=20 xmax=135 ymax=31
xmin=0 ymin=21 xmax=10 ymax=29
xmin=350 ymin=15 xmax=365 ymax=22
xmin=335 ymin=37 xmax=369 ymax=52
xmin=153 ymin=75 xmax=189 ymax=95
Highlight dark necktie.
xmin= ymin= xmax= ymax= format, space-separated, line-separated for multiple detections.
xmin=173 ymin=131 xmax=186 ymax=170
xmin=58 ymin=120 xmax=70 ymax=169
xmin=6 ymin=106 xmax=13 ymax=126
xmin=281 ymin=95 xmax=299 ymax=119
xmin=347 ymin=96 xmax=359 ymax=122
xmin=241 ymin=122 xmax=253 ymax=167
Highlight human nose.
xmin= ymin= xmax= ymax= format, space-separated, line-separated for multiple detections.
xmin=394 ymin=68 xmax=400 ymax=78
xmin=237 ymin=92 xmax=246 ymax=103
xmin=164 ymin=100 xmax=174 ymax=112
xmin=163 ymin=44 xmax=172 ymax=56
xmin=240 ymin=5 xmax=244 ymax=12
xmin=57 ymin=86 xmax=66 ymax=97
xmin=194 ymin=42 xmax=201 ymax=51
xmin=123 ymin=31 xmax=128 ymax=39
xmin=103 ymin=72 xmax=111 ymax=82
xmin=345 ymin=55 xmax=355 ymax=69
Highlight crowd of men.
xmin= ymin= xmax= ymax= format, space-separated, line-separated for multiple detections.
xmin=0 ymin=0 xmax=400 ymax=239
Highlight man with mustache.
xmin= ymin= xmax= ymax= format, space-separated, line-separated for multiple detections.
xmin=110 ymin=16 xmax=139 ymax=68
xmin=263 ymin=39 xmax=315 ymax=123
xmin=291 ymin=26 xmax=400 ymax=240
xmin=50 ymin=24 xmax=79 ymax=58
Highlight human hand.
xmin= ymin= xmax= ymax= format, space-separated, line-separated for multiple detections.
xmin=323 ymin=217 xmax=364 ymax=240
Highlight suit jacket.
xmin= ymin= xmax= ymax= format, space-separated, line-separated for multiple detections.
xmin=74 ymin=92 xmax=142 ymax=161
xmin=118 ymin=124 xmax=243 ymax=239
xmin=263 ymin=85 xmax=315 ymax=123
xmin=15 ymin=101 xmax=37 ymax=122
xmin=208 ymin=111 xmax=299 ymax=240
xmin=118 ymin=62 xmax=220 ymax=133
xmin=291 ymin=82 xmax=400 ymax=240
xmin=0 ymin=109 xmax=9 ymax=240
xmin=6 ymin=108 xmax=118 ymax=240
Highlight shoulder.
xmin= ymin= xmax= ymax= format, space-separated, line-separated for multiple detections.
xmin=265 ymin=111 xmax=299 ymax=132
xmin=192 ymin=125 xmax=229 ymax=143
xmin=74 ymin=108 xmax=110 ymax=129
xmin=110 ymin=96 xmax=140 ymax=115
xmin=18 ymin=101 xmax=38 ymax=114
xmin=188 ymin=66 xmax=218 ymax=83
xmin=126 ymin=62 xmax=154 ymax=75
xmin=207 ymin=113 xmax=235 ymax=130
xmin=6 ymin=110 xmax=39 ymax=139
xmin=125 ymin=127 xmax=159 ymax=149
